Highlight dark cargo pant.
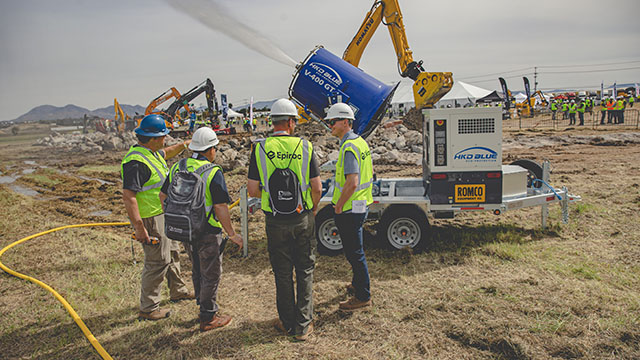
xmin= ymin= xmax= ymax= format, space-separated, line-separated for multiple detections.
xmin=192 ymin=231 xmax=224 ymax=322
xmin=265 ymin=211 xmax=316 ymax=336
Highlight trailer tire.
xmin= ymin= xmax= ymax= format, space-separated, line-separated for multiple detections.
xmin=511 ymin=159 xmax=543 ymax=188
xmin=379 ymin=205 xmax=429 ymax=250
xmin=315 ymin=206 xmax=342 ymax=256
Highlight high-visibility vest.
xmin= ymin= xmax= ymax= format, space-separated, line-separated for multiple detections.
xmin=615 ymin=100 xmax=624 ymax=110
xmin=577 ymin=103 xmax=586 ymax=113
xmin=629 ymin=96 xmax=635 ymax=103
xmin=606 ymin=100 xmax=615 ymax=110
xmin=562 ymin=103 xmax=568 ymax=111
xmin=166 ymin=157 xmax=223 ymax=229
xmin=254 ymin=136 xmax=314 ymax=213
xmin=569 ymin=104 xmax=577 ymax=114
xmin=121 ymin=145 xmax=168 ymax=218
xmin=551 ymin=102 xmax=558 ymax=111
xmin=332 ymin=136 xmax=374 ymax=212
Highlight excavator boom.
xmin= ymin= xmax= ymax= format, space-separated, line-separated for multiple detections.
xmin=165 ymin=78 xmax=219 ymax=121
xmin=343 ymin=0 xmax=452 ymax=109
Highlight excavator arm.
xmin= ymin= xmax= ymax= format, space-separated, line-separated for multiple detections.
xmin=165 ymin=78 xmax=219 ymax=121
xmin=343 ymin=0 xmax=452 ymax=109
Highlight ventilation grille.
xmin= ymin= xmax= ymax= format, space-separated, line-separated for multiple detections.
xmin=458 ymin=118 xmax=495 ymax=134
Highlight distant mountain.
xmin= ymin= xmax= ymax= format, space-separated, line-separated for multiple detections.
xmin=91 ymin=104 xmax=146 ymax=118
xmin=8 ymin=103 xmax=146 ymax=123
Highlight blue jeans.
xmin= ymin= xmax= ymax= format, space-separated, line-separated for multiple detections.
xmin=334 ymin=210 xmax=371 ymax=301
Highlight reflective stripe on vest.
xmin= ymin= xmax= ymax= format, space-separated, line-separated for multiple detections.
xmin=167 ymin=158 xmax=222 ymax=229
xmin=332 ymin=136 xmax=374 ymax=212
xmin=121 ymin=146 xmax=168 ymax=218
xmin=254 ymin=136 xmax=313 ymax=213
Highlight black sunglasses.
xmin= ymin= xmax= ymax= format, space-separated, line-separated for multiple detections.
xmin=326 ymin=118 xmax=345 ymax=126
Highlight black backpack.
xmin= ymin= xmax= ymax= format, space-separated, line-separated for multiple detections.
xmin=164 ymin=158 xmax=218 ymax=243
xmin=260 ymin=139 xmax=306 ymax=215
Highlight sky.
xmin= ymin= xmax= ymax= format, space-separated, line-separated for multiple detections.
xmin=1 ymin=0 xmax=639 ymax=121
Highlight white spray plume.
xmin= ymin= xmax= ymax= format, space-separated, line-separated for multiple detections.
xmin=166 ymin=0 xmax=297 ymax=68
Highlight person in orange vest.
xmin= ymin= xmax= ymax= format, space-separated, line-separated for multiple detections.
xmin=606 ymin=97 xmax=615 ymax=124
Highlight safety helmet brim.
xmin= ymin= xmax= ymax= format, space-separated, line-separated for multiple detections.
xmin=134 ymin=126 xmax=170 ymax=137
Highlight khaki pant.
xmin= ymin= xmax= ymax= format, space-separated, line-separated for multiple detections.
xmin=140 ymin=214 xmax=190 ymax=312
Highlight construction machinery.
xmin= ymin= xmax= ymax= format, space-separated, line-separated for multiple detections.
xmin=144 ymin=87 xmax=190 ymax=128
xmin=294 ymin=0 xmax=453 ymax=130
xmin=343 ymin=0 xmax=453 ymax=110
xmin=114 ymin=98 xmax=134 ymax=133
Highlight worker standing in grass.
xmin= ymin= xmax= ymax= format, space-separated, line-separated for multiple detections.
xmin=326 ymin=103 xmax=374 ymax=312
xmin=568 ymin=100 xmax=577 ymax=125
xmin=121 ymin=114 xmax=194 ymax=321
xmin=577 ymin=100 xmax=586 ymax=126
xmin=247 ymin=98 xmax=322 ymax=341
xmin=160 ymin=127 xmax=243 ymax=332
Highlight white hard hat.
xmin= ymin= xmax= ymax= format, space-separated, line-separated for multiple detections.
xmin=325 ymin=102 xmax=355 ymax=120
xmin=270 ymin=98 xmax=299 ymax=118
xmin=189 ymin=127 xmax=219 ymax=151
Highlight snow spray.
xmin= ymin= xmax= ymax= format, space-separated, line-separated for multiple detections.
xmin=166 ymin=0 xmax=297 ymax=67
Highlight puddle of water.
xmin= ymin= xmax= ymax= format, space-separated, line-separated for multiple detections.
xmin=0 ymin=175 xmax=19 ymax=184
xmin=89 ymin=210 xmax=113 ymax=217
xmin=10 ymin=184 xmax=39 ymax=196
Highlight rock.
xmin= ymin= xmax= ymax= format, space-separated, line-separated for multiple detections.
xmin=404 ymin=130 xmax=422 ymax=146
xmin=327 ymin=150 xmax=339 ymax=161
xmin=371 ymin=153 xmax=381 ymax=162
xmin=222 ymin=148 xmax=238 ymax=161
xmin=411 ymin=145 xmax=422 ymax=153
xmin=395 ymin=135 xmax=406 ymax=149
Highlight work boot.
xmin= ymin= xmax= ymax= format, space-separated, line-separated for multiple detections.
xmin=170 ymin=291 xmax=195 ymax=302
xmin=339 ymin=296 xmax=372 ymax=311
xmin=138 ymin=308 xmax=171 ymax=321
xmin=294 ymin=322 xmax=314 ymax=342
xmin=345 ymin=283 xmax=355 ymax=295
xmin=272 ymin=318 xmax=289 ymax=335
xmin=200 ymin=314 xmax=232 ymax=332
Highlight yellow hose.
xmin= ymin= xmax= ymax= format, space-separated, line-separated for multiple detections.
xmin=0 ymin=222 xmax=130 ymax=360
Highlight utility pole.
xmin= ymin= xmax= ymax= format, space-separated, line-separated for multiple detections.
xmin=534 ymin=67 xmax=538 ymax=92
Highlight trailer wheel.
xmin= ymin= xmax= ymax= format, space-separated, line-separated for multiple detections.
xmin=379 ymin=205 xmax=429 ymax=250
xmin=511 ymin=159 xmax=543 ymax=188
xmin=315 ymin=206 xmax=342 ymax=255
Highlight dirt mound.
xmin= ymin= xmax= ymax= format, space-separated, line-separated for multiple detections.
xmin=401 ymin=107 xmax=423 ymax=131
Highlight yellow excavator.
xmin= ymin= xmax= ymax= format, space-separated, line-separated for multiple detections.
xmin=297 ymin=0 xmax=452 ymax=123
xmin=114 ymin=98 xmax=133 ymax=133
xmin=344 ymin=0 xmax=453 ymax=110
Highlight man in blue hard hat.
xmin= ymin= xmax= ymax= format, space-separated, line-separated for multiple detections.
xmin=121 ymin=114 xmax=194 ymax=321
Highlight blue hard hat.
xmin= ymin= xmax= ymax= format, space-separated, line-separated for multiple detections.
xmin=135 ymin=114 xmax=170 ymax=137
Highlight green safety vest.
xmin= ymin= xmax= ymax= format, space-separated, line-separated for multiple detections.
xmin=577 ymin=103 xmax=586 ymax=113
xmin=166 ymin=157 xmax=222 ymax=229
xmin=615 ymin=100 xmax=624 ymax=110
xmin=121 ymin=145 xmax=169 ymax=218
xmin=630 ymin=96 xmax=635 ymax=103
xmin=254 ymin=136 xmax=314 ymax=213
xmin=551 ymin=102 xmax=557 ymax=111
xmin=332 ymin=136 xmax=374 ymax=212
xmin=569 ymin=104 xmax=577 ymax=113
xmin=562 ymin=103 xmax=568 ymax=111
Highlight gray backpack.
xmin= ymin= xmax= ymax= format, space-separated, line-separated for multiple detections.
xmin=164 ymin=158 xmax=218 ymax=243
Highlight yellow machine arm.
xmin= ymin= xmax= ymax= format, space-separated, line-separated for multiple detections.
xmin=114 ymin=98 xmax=128 ymax=133
xmin=342 ymin=0 xmax=452 ymax=109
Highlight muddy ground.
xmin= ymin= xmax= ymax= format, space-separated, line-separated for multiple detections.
xmin=0 ymin=122 xmax=639 ymax=359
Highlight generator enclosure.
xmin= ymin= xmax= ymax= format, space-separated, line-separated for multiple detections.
xmin=422 ymin=107 xmax=503 ymax=205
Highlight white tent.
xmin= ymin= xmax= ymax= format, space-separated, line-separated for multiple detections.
xmin=389 ymin=80 xmax=493 ymax=113
xmin=435 ymin=81 xmax=492 ymax=108
xmin=227 ymin=108 xmax=244 ymax=118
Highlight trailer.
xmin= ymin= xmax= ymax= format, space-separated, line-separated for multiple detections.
xmin=239 ymin=107 xmax=580 ymax=256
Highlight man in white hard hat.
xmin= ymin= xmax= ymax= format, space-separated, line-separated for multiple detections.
xmin=247 ymin=98 xmax=322 ymax=341
xmin=160 ymin=127 xmax=242 ymax=332
xmin=325 ymin=103 xmax=374 ymax=311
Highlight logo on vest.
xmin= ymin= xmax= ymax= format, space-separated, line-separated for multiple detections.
xmin=267 ymin=150 xmax=302 ymax=161
xmin=361 ymin=149 xmax=371 ymax=161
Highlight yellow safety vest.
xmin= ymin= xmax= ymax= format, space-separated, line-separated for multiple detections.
xmin=121 ymin=145 xmax=168 ymax=218
xmin=167 ymin=157 xmax=223 ymax=229
xmin=332 ymin=136 xmax=374 ymax=212
xmin=254 ymin=136 xmax=314 ymax=214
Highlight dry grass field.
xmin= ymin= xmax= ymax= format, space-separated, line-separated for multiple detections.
xmin=0 ymin=123 xmax=639 ymax=359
